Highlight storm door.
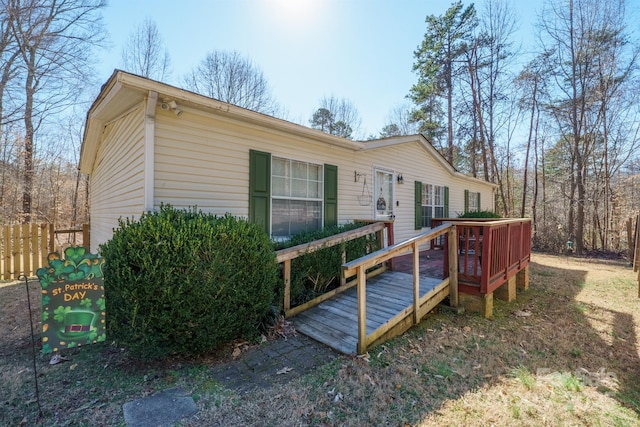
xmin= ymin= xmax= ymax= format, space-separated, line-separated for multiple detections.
xmin=373 ymin=168 xmax=394 ymax=220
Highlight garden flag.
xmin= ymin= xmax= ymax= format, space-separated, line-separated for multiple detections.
xmin=36 ymin=246 xmax=106 ymax=354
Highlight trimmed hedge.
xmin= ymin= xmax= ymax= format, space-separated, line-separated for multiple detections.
xmin=274 ymin=223 xmax=379 ymax=306
xmin=99 ymin=205 xmax=279 ymax=360
xmin=457 ymin=210 xmax=501 ymax=219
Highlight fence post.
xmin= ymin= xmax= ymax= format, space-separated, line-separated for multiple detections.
xmin=12 ymin=224 xmax=20 ymax=278
xmin=83 ymin=223 xmax=90 ymax=250
xmin=40 ymin=224 xmax=48 ymax=266
xmin=31 ymin=223 xmax=38 ymax=272
xmin=2 ymin=225 xmax=10 ymax=280
xmin=48 ymin=224 xmax=55 ymax=253
xmin=22 ymin=223 xmax=30 ymax=276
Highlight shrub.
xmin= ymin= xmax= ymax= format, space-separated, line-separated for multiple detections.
xmin=99 ymin=205 xmax=279 ymax=360
xmin=457 ymin=210 xmax=501 ymax=219
xmin=274 ymin=223 xmax=380 ymax=306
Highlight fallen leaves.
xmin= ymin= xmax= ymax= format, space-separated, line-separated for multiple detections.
xmin=49 ymin=354 xmax=70 ymax=365
xmin=268 ymin=315 xmax=298 ymax=340
xmin=327 ymin=388 xmax=343 ymax=403
xmin=231 ymin=341 xmax=250 ymax=359
xmin=276 ymin=367 xmax=293 ymax=375
xmin=513 ymin=309 xmax=532 ymax=318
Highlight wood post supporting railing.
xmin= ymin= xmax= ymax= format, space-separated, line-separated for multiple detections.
xmin=276 ymin=222 xmax=388 ymax=318
xmin=447 ymin=225 xmax=459 ymax=307
xmin=357 ymin=264 xmax=367 ymax=354
xmin=342 ymin=223 xmax=456 ymax=354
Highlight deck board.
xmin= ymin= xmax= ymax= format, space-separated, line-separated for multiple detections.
xmin=291 ymin=271 xmax=445 ymax=354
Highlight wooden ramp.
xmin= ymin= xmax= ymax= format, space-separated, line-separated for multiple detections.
xmin=291 ymin=271 xmax=447 ymax=354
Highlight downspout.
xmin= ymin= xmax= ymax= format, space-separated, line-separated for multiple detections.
xmin=144 ymin=91 xmax=158 ymax=212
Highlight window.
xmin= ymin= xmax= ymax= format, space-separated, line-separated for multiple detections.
xmin=271 ymin=157 xmax=323 ymax=239
xmin=465 ymin=190 xmax=481 ymax=212
xmin=421 ymin=183 xmax=445 ymax=228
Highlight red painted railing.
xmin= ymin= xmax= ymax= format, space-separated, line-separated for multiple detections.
xmin=434 ymin=218 xmax=531 ymax=295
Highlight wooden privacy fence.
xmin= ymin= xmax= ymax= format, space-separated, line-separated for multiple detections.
xmin=1 ymin=224 xmax=89 ymax=280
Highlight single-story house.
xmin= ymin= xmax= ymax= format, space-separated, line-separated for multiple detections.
xmin=79 ymin=71 xmax=496 ymax=253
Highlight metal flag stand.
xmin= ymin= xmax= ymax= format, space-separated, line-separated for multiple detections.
xmin=20 ymin=273 xmax=43 ymax=420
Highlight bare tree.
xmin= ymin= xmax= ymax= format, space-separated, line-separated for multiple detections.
xmin=4 ymin=0 xmax=106 ymax=222
xmin=120 ymin=17 xmax=171 ymax=81
xmin=184 ymin=50 xmax=279 ymax=115
xmin=309 ymin=95 xmax=361 ymax=139
xmin=380 ymin=103 xmax=420 ymax=137
xmin=537 ymin=0 xmax=639 ymax=254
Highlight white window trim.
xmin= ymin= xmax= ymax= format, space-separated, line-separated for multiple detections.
xmin=270 ymin=156 xmax=324 ymax=239
xmin=421 ymin=183 xmax=445 ymax=228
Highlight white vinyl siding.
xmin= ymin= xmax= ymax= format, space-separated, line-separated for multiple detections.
xmin=90 ymin=104 xmax=146 ymax=252
xmin=88 ymin=95 xmax=494 ymax=248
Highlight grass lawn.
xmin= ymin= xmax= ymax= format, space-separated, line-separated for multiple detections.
xmin=2 ymin=252 xmax=640 ymax=426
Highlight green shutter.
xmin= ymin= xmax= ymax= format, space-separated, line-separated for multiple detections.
xmin=464 ymin=189 xmax=469 ymax=213
xmin=249 ymin=150 xmax=271 ymax=235
xmin=324 ymin=164 xmax=338 ymax=228
xmin=444 ymin=186 xmax=449 ymax=218
xmin=477 ymin=192 xmax=481 ymax=211
xmin=415 ymin=181 xmax=422 ymax=230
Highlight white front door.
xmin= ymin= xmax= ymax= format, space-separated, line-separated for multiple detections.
xmin=374 ymin=168 xmax=394 ymax=220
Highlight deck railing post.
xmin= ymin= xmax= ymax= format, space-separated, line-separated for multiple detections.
xmin=283 ymin=259 xmax=291 ymax=315
xmin=505 ymin=223 xmax=512 ymax=279
xmin=412 ymin=241 xmax=420 ymax=324
xmin=447 ymin=225 xmax=458 ymax=307
xmin=356 ymin=265 xmax=367 ymax=354
xmin=480 ymin=225 xmax=492 ymax=294
xmin=341 ymin=249 xmax=347 ymax=287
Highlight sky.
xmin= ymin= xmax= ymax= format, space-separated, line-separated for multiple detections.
xmin=95 ymin=0 xmax=545 ymax=139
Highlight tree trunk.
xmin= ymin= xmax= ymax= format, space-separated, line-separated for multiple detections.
xmin=521 ymin=76 xmax=538 ymax=218
xmin=22 ymin=46 xmax=36 ymax=223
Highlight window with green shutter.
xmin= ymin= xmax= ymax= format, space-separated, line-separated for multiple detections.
xmin=416 ymin=182 xmax=446 ymax=228
xmin=415 ymin=181 xmax=422 ymax=230
xmin=250 ymin=152 xmax=336 ymax=238
xmin=464 ymin=189 xmax=481 ymax=212
xmin=324 ymin=164 xmax=338 ymax=228
xmin=249 ymin=150 xmax=271 ymax=234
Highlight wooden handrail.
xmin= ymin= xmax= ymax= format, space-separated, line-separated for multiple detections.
xmin=275 ymin=221 xmax=388 ymax=316
xmin=433 ymin=217 xmax=532 ymax=227
xmin=342 ymin=222 xmax=452 ymax=277
xmin=276 ymin=222 xmax=385 ymax=262
xmin=341 ymin=222 xmax=458 ymax=353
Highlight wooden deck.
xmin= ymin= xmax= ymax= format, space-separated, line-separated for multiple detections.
xmin=291 ymin=271 xmax=446 ymax=354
